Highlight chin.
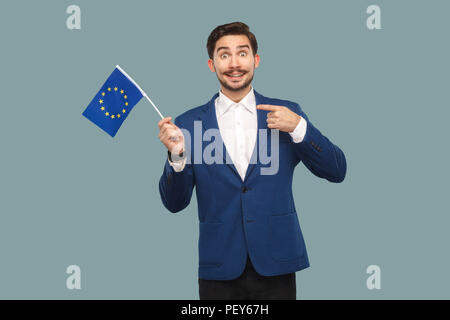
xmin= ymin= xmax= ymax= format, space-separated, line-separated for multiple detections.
xmin=226 ymin=80 xmax=251 ymax=92
xmin=228 ymin=85 xmax=249 ymax=92
xmin=218 ymin=73 xmax=254 ymax=93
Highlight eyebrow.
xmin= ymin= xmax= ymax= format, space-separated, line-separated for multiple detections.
xmin=216 ymin=45 xmax=250 ymax=53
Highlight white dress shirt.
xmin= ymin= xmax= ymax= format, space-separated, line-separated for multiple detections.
xmin=169 ymin=88 xmax=307 ymax=181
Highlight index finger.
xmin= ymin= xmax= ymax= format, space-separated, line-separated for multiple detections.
xmin=256 ymin=104 xmax=282 ymax=112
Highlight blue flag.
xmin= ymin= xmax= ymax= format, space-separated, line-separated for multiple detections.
xmin=83 ymin=66 xmax=144 ymax=137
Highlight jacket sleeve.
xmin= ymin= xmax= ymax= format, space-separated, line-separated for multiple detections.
xmin=158 ymin=117 xmax=195 ymax=213
xmin=292 ymin=103 xmax=347 ymax=183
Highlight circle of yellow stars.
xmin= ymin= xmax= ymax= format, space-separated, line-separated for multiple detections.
xmin=99 ymin=86 xmax=129 ymax=119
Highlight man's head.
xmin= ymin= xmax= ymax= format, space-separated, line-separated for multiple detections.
xmin=207 ymin=22 xmax=260 ymax=94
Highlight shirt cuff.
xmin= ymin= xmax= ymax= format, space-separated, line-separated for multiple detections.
xmin=289 ymin=117 xmax=307 ymax=143
xmin=168 ymin=156 xmax=187 ymax=172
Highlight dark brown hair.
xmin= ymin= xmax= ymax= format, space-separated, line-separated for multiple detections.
xmin=207 ymin=22 xmax=258 ymax=59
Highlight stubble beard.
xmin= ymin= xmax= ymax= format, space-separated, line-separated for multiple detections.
xmin=218 ymin=71 xmax=254 ymax=92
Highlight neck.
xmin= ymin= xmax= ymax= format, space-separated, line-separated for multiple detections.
xmin=220 ymin=85 xmax=252 ymax=103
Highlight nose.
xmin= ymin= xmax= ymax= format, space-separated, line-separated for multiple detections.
xmin=229 ymin=54 xmax=241 ymax=69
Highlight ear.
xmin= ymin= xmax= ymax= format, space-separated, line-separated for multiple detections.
xmin=207 ymin=59 xmax=216 ymax=72
xmin=254 ymin=53 xmax=260 ymax=69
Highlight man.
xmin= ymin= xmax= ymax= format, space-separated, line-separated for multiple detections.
xmin=158 ymin=22 xmax=346 ymax=300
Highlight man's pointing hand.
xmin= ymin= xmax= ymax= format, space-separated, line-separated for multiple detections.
xmin=256 ymin=104 xmax=302 ymax=133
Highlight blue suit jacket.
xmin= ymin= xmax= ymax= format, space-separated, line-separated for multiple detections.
xmin=159 ymin=90 xmax=346 ymax=280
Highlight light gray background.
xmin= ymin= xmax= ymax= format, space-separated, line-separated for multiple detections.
xmin=0 ymin=0 xmax=448 ymax=299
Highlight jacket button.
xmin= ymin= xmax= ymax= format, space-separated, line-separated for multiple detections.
xmin=242 ymin=186 xmax=248 ymax=193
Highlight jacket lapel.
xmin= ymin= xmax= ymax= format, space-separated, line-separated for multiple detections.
xmin=199 ymin=93 xmax=241 ymax=180
xmin=243 ymin=90 xmax=270 ymax=182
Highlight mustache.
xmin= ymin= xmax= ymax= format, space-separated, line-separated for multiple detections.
xmin=223 ymin=69 xmax=247 ymax=75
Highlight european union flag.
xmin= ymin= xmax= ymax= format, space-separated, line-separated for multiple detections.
xmin=83 ymin=66 xmax=144 ymax=137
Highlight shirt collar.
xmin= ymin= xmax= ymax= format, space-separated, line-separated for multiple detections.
xmin=216 ymin=87 xmax=256 ymax=117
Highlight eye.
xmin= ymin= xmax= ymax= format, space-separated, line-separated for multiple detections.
xmin=239 ymin=51 xmax=247 ymax=57
xmin=220 ymin=53 xmax=229 ymax=59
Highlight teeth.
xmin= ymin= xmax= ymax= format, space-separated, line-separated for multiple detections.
xmin=228 ymin=73 xmax=243 ymax=77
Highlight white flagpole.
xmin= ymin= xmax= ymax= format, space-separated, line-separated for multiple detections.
xmin=143 ymin=95 xmax=164 ymax=120
xmin=115 ymin=65 xmax=165 ymax=119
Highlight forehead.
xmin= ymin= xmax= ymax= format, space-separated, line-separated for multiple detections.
xmin=215 ymin=34 xmax=251 ymax=52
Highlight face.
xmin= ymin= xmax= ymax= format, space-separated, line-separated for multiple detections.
xmin=208 ymin=35 xmax=260 ymax=93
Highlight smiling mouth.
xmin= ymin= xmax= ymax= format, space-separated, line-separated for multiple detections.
xmin=224 ymin=71 xmax=246 ymax=80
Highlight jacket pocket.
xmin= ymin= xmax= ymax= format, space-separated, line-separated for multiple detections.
xmin=198 ymin=222 xmax=224 ymax=267
xmin=269 ymin=212 xmax=305 ymax=262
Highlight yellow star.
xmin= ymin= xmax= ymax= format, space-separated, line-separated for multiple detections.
xmin=99 ymin=99 xmax=103 ymax=104
xmin=101 ymin=92 xmax=105 ymax=96
xmin=111 ymin=115 xmax=115 ymax=119
xmin=114 ymin=87 xmax=118 ymax=91
xmin=100 ymin=106 xmax=105 ymax=111
xmin=108 ymin=87 xmax=111 ymax=91
xmin=124 ymin=95 xmax=127 ymax=99
xmin=122 ymin=109 xmax=126 ymax=113
xmin=125 ymin=102 xmax=128 ymax=106
xmin=120 ymin=90 xmax=124 ymax=94
xmin=105 ymin=112 xmax=109 ymax=116
xmin=117 ymin=114 xmax=121 ymax=118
